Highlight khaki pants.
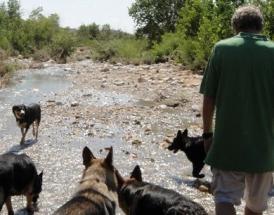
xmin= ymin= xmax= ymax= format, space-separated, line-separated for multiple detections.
xmin=211 ymin=168 xmax=273 ymax=213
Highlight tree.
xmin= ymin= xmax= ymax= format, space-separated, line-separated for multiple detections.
xmin=7 ymin=0 xmax=20 ymax=19
xmin=78 ymin=23 xmax=100 ymax=40
xmin=129 ymin=0 xmax=184 ymax=46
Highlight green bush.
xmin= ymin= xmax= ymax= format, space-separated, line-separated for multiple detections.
xmin=0 ymin=61 xmax=18 ymax=77
xmin=152 ymin=33 xmax=181 ymax=62
xmin=32 ymin=48 xmax=51 ymax=61
xmin=90 ymin=38 xmax=152 ymax=64
xmin=50 ymin=30 xmax=76 ymax=63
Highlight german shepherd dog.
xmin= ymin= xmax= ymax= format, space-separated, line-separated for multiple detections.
xmin=168 ymin=129 xmax=206 ymax=178
xmin=53 ymin=146 xmax=118 ymax=215
xmin=115 ymin=165 xmax=208 ymax=215
xmin=12 ymin=103 xmax=41 ymax=145
xmin=0 ymin=152 xmax=43 ymax=215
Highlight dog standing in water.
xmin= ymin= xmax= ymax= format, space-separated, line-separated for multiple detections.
xmin=0 ymin=152 xmax=43 ymax=215
xmin=53 ymin=146 xmax=118 ymax=215
xmin=168 ymin=129 xmax=206 ymax=178
xmin=12 ymin=103 xmax=41 ymax=145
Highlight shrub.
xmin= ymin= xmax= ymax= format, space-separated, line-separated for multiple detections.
xmin=0 ymin=61 xmax=18 ymax=77
xmin=50 ymin=30 xmax=76 ymax=63
xmin=90 ymin=38 xmax=152 ymax=64
xmin=32 ymin=48 xmax=50 ymax=62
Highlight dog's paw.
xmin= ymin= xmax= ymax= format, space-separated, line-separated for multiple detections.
xmin=26 ymin=206 xmax=35 ymax=214
xmin=8 ymin=210 xmax=14 ymax=215
xmin=193 ymin=173 xmax=205 ymax=178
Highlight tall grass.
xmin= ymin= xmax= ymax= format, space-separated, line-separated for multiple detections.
xmin=90 ymin=38 xmax=155 ymax=65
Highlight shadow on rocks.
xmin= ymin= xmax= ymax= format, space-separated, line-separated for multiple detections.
xmin=7 ymin=139 xmax=38 ymax=153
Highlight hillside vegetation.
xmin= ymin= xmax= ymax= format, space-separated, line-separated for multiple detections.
xmin=0 ymin=0 xmax=273 ymax=75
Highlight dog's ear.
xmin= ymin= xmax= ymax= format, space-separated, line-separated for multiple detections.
xmin=182 ymin=129 xmax=188 ymax=136
xmin=38 ymin=171 xmax=43 ymax=180
xmin=104 ymin=146 xmax=113 ymax=166
xmin=38 ymin=171 xmax=43 ymax=185
xmin=115 ymin=169 xmax=125 ymax=189
xmin=177 ymin=130 xmax=182 ymax=137
xmin=130 ymin=165 xmax=142 ymax=182
xmin=12 ymin=106 xmax=16 ymax=113
xmin=82 ymin=146 xmax=96 ymax=167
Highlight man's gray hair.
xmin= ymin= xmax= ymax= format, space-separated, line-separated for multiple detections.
xmin=231 ymin=5 xmax=263 ymax=33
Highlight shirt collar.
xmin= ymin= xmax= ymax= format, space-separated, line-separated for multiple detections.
xmin=237 ymin=32 xmax=268 ymax=41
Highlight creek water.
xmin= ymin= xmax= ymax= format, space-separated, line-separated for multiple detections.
xmin=0 ymin=66 xmax=273 ymax=215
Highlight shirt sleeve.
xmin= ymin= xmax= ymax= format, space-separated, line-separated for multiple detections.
xmin=200 ymin=45 xmax=220 ymax=98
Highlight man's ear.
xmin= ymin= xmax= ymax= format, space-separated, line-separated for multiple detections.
xmin=130 ymin=165 xmax=142 ymax=182
xmin=104 ymin=146 xmax=113 ymax=166
xmin=82 ymin=146 xmax=96 ymax=167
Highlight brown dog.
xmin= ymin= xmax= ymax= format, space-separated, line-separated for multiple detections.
xmin=115 ymin=165 xmax=208 ymax=215
xmin=53 ymin=146 xmax=118 ymax=215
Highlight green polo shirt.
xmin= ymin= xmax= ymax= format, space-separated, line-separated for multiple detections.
xmin=200 ymin=32 xmax=274 ymax=172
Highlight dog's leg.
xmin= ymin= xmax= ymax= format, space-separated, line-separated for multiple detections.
xmin=5 ymin=196 xmax=14 ymax=215
xmin=32 ymin=123 xmax=35 ymax=137
xmin=192 ymin=162 xmax=205 ymax=178
xmin=26 ymin=194 xmax=34 ymax=214
xmin=20 ymin=128 xmax=26 ymax=145
xmin=20 ymin=127 xmax=29 ymax=145
xmin=35 ymin=120 xmax=39 ymax=140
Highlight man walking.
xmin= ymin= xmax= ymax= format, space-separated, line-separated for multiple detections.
xmin=200 ymin=5 xmax=274 ymax=215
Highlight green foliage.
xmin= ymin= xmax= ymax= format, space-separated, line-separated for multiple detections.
xmin=129 ymin=0 xmax=184 ymax=45
xmin=154 ymin=0 xmax=274 ymax=70
xmin=78 ymin=23 xmax=100 ymax=40
xmin=0 ymin=61 xmax=19 ymax=77
xmin=90 ymin=38 xmax=152 ymax=64
xmin=76 ymin=24 xmax=133 ymax=43
xmin=50 ymin=30 xmax=76 ymax=63
xmin=152 ymin=33 xmax=181 ymax=62
xmin=260 ymin=0 xmax=274 ymax=39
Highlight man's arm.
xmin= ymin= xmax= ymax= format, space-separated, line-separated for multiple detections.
xmin=202 ymin=95 xmax=215 ymax=152
xmin=203 ymin=95 xmax=215 ymax=132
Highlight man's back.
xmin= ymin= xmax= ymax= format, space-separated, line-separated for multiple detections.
xmin=200 ymin=32 xmax=274 ymax=172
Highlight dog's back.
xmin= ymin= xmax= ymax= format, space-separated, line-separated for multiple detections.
xmin=168 ymin=129 xmax=206 ymax=178
xmin=54 ymin=188 xmax=116 ymax=215
xmin=0 ymin=153 xmax=38 ymax=195
xmin=25 ymin=103 xmax=41 ymax=125
xmin=117 ymin=166 xmax=208 ymax=215
xmin=53 ymin=147 xmax=118 ymax=215
xmin=0 ymin=153 xmax=43 ymax=213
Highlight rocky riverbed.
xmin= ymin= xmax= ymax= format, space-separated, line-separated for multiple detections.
xmin=0 ymin=60 xmax=273 ymax=214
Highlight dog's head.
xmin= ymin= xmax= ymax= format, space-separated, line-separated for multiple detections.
xmin=32 ymin=171 xmax=43 ymax=204
xmin=115 ymin=165 xmax=142 ymax=189
xmin=168 ymin=129 xmax=189 ymax=153
xmin=115 ymin=165 xmax=143 ymax=214
xmin=82 ymin=146 xmax=118 ymax=192
xmin=12 ymin=104 xmax=26 ymax=120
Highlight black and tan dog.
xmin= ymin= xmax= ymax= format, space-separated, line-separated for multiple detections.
xmin=116 ymin=165 xmax=208 ymax=215
xmin=12 ymin=103 xmax=41 ymax=145
xmin=53 ymin=146 xmax=118 ymax=215
xmin=168 ymin=129 xmax=206 ymax=178
xmin=0 ymin=152 xmax=43 ymax=215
